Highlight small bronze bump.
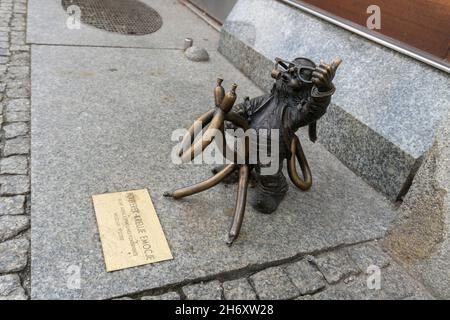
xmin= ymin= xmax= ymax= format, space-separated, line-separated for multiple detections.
xmin=214 ymin=78 xmax=225 ymax=107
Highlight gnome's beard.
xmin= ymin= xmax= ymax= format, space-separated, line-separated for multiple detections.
xmin=273 ymin=79 xmax=307 ymax=104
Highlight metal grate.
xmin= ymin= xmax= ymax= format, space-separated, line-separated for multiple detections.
xmin=62 ymin=0 xmax=163 ymax=35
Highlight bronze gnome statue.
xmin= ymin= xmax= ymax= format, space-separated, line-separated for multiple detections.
xmin=165 ymin=57 xmax=341 ymax=245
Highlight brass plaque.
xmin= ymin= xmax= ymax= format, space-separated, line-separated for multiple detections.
xmin=92 ymin=189 xmax=173 ymax=272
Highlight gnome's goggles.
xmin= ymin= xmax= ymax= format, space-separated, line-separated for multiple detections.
xmin=271 ymin=57 xmax=315 ymax=84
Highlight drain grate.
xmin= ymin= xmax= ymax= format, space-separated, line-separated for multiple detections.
xmin=62 ymin=0 xmax=163 ymax=35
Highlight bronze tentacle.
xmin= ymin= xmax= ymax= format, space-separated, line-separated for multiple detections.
xmin=178 ymin=109 xmax=215 ymax=157
xmin=179 ymin=84 xmax=238 ymax=163
xmin=163 ymin=163 xmax=237 ymax=199
xmin=287 ymin=135 xmax=312 ymax=190
xmin=180 ymin=109 xmax=225 ymax=163
xmin=227 ymin=165 xmax=250 ymax=246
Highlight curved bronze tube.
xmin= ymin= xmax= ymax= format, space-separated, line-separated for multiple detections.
xmin=180 ymin=109 xmax=226 ymax=163
xmin=178 ymin=109 xmax=215 ymax=157
xmin=179 ymin=85 xmax=238 ymax=163
xmin=287 ymin=135 xmax=312 ymax=191
xmin=227 ymin=165 xmax=250 ymax=246
xmin=163 ymin=163 xmax=237 ymax=199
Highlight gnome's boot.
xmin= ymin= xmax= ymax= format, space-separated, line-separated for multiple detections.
xmin=250 ymin=170 xmax=288 ymax=214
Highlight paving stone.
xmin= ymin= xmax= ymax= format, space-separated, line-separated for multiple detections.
xmin=183 ymin=281 xmax=222 ymax=300
xmin=3 ymin=136 xmax=30 ymax=155
xmin=27 ymin=0 xmax=219 ymax=50
xmin=347 ymin=243 xmax=390 ymax=273
xmin=223 ymin=278 xmax=257 ymax=300
xmin=284 ymin=259 xmax=326 ymax=295
xmin=0 ymin=274 xmax=27 ymax=300
xmin=250 ymin=267 xmax=299 ymax=300
xmin=0 ymin=215 xmax=29 ymax=241
xmin=313 ymin=251 xmax=360 ymax=284
xmin=21 ymin=269 xmax=30 ymax=296
xmin=0 ymin=237 xmax=29 ymax=273
xmin=6 ymin=98 xmax=29 ymax=112
xmin=10 ymin=31 xmax=25 ymax=44
xmin=403 ymin=291 xmax=434 ymax=300
xmin=312 ymin=263 xmax=431 ymax=300
xmin=3 ymin=122 xmax=28 ymax=138
xmin=0 ymin=175 xmax=30 ymax=194
xmin=141 ymin=292 xmax=181 ymax=300
xmin=9 ymin=46 xmax=29 ymax=52
xmin=6 ymin=83 xmax=29 ymax=98
xmin=380 ymin=264 xmax=425 ymax=300
xmin=6 ymin=66 xmax=28 ymax=80
xmin=0 ymin=155 xmax=28 ymax=174
xmin=0 ymin=195 xmax=25 ymax=215
xmin=9 ymin=51 xmax=29 ymax=66
xmin=0 ymin=48 xmax=9 ymax=56
xmin=5 ymin=110 xmax=29 ymax=122
xmin=313 ymin=276 xmax=377 ymax=300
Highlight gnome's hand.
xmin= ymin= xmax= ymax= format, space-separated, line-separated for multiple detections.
xmin=311 ymin=59 xmax=342 ymax=91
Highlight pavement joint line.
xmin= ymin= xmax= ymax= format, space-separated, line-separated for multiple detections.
xmin=30 ymin=42 xmax=186 ymax=51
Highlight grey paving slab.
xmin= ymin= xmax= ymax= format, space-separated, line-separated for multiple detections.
xmin=31 ymin=45 xmax=395 ymax=299
xmin=346 ymin=242 xmax=390 ymax=273
xmin=183 ymin=281 xmax=222 ymax=300
xmin=313 ymin=263 xmax=431 ymax=300
xmin=313 ymin=250 xmax=360 ymax=284
xmin=284 ymin=259 xmax=326 ymax=295
xmin=223 ymin=278 xmax=257 ymax=300
xmin=250 ymin=266 xmax=299 ymax=300
xmin=27 ymin=0 xmax=219 ymax=50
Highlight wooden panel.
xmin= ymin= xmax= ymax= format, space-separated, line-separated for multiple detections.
xmin=297 ymin=0 xmax=450 ymax=61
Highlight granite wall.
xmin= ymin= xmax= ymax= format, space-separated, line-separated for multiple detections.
xmin=384 ymin=109 xmax=450 ymax=299
xmin=218 ymin=0 xmax=450 ymax=200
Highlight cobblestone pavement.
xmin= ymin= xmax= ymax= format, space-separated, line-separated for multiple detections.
xmin=0 ymin=0 xmax=30 ymax=300
xmin=119 ymin=240 xmax=434 ymax=300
